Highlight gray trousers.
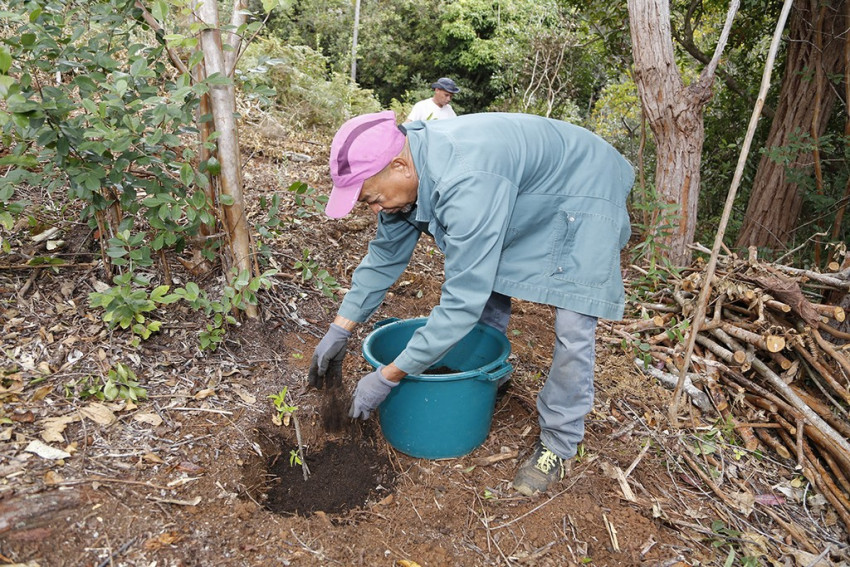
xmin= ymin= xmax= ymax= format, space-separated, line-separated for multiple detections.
xmin=480 ymin=292 xmax=598 ymax=460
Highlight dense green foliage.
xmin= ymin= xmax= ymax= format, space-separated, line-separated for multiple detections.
xmin=260 ymin=0 xmax=848 ymax=261
xmin=238 ymin=37 xmax=381 ymax=129
xmin=1 ymin=0 xmax=846 ymax=289
xmin=1 ymin=0 xmax=211 ymax=251
xmin=0 ymin=0 xmax=310 ymax=349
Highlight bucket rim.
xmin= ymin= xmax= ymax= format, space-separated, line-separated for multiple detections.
xmin=361 ymin=317 xmax=511 ymax=380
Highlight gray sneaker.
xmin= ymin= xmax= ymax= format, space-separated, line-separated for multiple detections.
xmin=512 ymin=442 xmax=569 ymax=496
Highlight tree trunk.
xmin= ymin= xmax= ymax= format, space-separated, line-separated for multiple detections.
xmin=735 ymin=0 xmax=845 ymax=250
xmin=351 ymin=0 xmax=361 ymax=82
xmin=196 ymin=0 xmax=257 ymax=317
xmin=628 ymin=0 xmax=734 ymax=266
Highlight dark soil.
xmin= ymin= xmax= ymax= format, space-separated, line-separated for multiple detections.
xmin=421 ymin=365 xmax=458 ymax=375
xmin=319 ymin=387 xmax=350 ymax=433
xmin=262 ymin=434 xmax=396 ymax=516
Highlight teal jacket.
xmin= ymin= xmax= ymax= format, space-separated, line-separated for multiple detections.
xmin=338 ymin=113 xmax=634 ymax=375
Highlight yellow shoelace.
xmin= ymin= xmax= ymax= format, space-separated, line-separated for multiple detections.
xmin=535 ymin=449 xmax=564 ymax=478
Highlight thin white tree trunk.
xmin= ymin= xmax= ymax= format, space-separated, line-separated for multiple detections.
xmin=351 ymin=0 xmax=361 ymax=82
xmin=196 ymin=0 xmax=257 ymax=317
xmin=225 ymin=0 xmax=247 ymax=74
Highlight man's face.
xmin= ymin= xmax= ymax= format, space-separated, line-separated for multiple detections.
xmin=358 ymin=166 xmax=418 ymax=215
xmin=432 ymin=88 xmax=454 ymax=108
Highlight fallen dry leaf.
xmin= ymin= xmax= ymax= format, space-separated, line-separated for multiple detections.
xmin=40 ymin=415 xmax=77 ymax=443
xmin=134 ymin=412 xmax=163 ymax=427
xmin=177 ymin=461 xmax=205 ymax=474
xmin=80 ymin=403 xmax=116 ymax=425
xmin=24 ymin=439 xmax=71 ymax=460
xmin=729 ymin=490 xmax=755 ymax=516
xmin=30 ymin=385 xmax=53 ymax=402
xmin=754 ymin=493 xmax=785 ymax=507
xmin=193 ymin=388 xmax=216 ymax=400
xmin=231 ymin=383 xmax=256 ymax=405
xmin=144 ymin=531 xmax=185 ymax=550
xmin=11 ymin=410 xmax=35 ymax=423
xmin=44 ymin=470 xmax=63 ymax=485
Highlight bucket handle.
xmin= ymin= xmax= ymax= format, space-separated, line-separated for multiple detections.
xmin=372 ymin=317 xmax=401 ymax=330
xmin=476 ymin=361 xmax=514 ymax=382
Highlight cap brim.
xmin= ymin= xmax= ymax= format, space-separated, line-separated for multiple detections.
xmin=325 ymin=183 xmax=361 ymax=218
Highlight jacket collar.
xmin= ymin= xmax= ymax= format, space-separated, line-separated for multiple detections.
xmin=402 ymin=121 xmax=435 ymax=223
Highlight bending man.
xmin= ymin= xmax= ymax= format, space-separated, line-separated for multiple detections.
xmin=309 ymin=111 xmax=633 ymax=496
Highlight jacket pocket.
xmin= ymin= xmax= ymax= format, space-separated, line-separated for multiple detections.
xmin=549 ymin=210 xmax=618 ymax=288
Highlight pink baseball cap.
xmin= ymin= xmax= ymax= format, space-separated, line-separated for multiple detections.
xmin=326 ymin=110 xmax=406 ymax=218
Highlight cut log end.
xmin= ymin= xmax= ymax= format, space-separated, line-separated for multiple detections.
xmin=765 ymin=335 xmax=786 ymax=353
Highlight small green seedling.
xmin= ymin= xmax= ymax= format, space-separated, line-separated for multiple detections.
xmin=268 ymin=386 xmax=298 ymax=426
xmin=575 ymin=443 xmax=587 ymax=462
xmin=66 ymin=364 xmax=147 ymax=402
xmin=289 ymin=449 xmax=302 ymax=467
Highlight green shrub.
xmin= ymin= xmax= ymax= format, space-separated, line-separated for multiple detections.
xmin=239 ymin=37 xmax=381 ymax=131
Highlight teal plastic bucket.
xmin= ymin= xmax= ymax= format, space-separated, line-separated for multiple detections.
xmin=362 ymin=318 xmax=513 ymax=459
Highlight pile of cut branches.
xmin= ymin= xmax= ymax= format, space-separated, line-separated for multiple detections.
xmin=615 ymin=251 xmax=850 ymax=538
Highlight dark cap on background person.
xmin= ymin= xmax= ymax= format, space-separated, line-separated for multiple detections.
xmin=326 ymin=110 xmax=406 ymax=219
xmin=430 ymin=77 xmax=460 ymax=94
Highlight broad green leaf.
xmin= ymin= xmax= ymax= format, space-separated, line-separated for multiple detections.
xmin=104 ymin=382 xmax=119 ymax=400
xmin=261 ymin=0 xmax=292 ymax=13
xmin=163 ymin=34 xmax=186 ymax=44
xmin=0 ymin=47 xmax=11 ymax=73
xmin=0 ymin=76 xmax=15 ymax=98
xmin=152 ymin=0 xmax=168 ymax=23
xmin=150 ymin=285 xmax=170 ymax=302
xmin=188 ymin=50 xmax=205 ymax=69
xmin=180 ymin=162 xmax=194 ymax=186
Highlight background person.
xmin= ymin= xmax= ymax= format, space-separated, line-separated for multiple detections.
xmin=405 ymin=77 xmax=460 ymax=122
xmin=308 ymin=110 xmax=634 ymax=496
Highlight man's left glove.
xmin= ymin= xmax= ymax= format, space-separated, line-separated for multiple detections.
xmin=349 ymin=366 xmax=400 ymax=420
xmin=308 ymin=323 xmax=351 ymax=389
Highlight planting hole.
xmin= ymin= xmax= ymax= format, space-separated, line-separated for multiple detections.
xmin=245 ymin=423 xmax=397 ymax=517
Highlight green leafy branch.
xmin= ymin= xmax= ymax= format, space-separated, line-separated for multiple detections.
xmin=294 ymin=248 xmax=339 ymax=298
xmin=268 ymin=386 xmax=298 ymax=426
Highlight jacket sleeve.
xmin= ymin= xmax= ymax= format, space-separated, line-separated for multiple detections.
xmin=393 ymin=172 xmax=516 ymax=375
xmin=338 ymin=213 xmax=422 ymax=323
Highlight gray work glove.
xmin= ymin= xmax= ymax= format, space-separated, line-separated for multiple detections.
xmin=349 ymin=366 xmax=400 ymax=420
xmin=308 ymin=323 xmax=351 ymax=389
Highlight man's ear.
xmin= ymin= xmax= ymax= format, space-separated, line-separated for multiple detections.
xmin=390 ymin=155 xmax=415 ymax=178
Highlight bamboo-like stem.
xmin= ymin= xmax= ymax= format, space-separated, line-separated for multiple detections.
xmin=800 ymin=440 xmax=850 ymax=533
xmin=812 ymin=327 xmax=850 ymax=378
xmin=792 ymin=387 xmax=850 ymax=439
xmin=747 ymin=354 xmax=850 ymax=459
xmin=720 ymin=322 xmax=785 ymax=352
xmin=793 ymin=344 xmax=850 ymax=405
xmin=812 ymin=303 xmax=846 ymax=322
xmin=753 ymin=426 xmax=791 ymax=459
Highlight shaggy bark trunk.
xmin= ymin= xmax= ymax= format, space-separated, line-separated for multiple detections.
xmin=736 ymin=0 xmax=846 ymax=250
xmin=628 ymin=0 xmax=736 ymax=266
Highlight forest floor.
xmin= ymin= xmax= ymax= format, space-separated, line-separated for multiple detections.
xmin=1 ymin=125 xmax=848 ymax=567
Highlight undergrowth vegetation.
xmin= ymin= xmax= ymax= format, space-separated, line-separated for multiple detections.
xmin=0 ymin=0 xmax=363 ymax=359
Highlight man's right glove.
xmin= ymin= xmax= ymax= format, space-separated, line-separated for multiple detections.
xmin=308 ymin=323 xmax=351 ymax=389
xmin=349 ymin=366 xmax=400 ymax=420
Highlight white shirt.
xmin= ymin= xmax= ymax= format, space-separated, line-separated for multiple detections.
xmin=406 ymin=98 xmax=457 ymax=122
